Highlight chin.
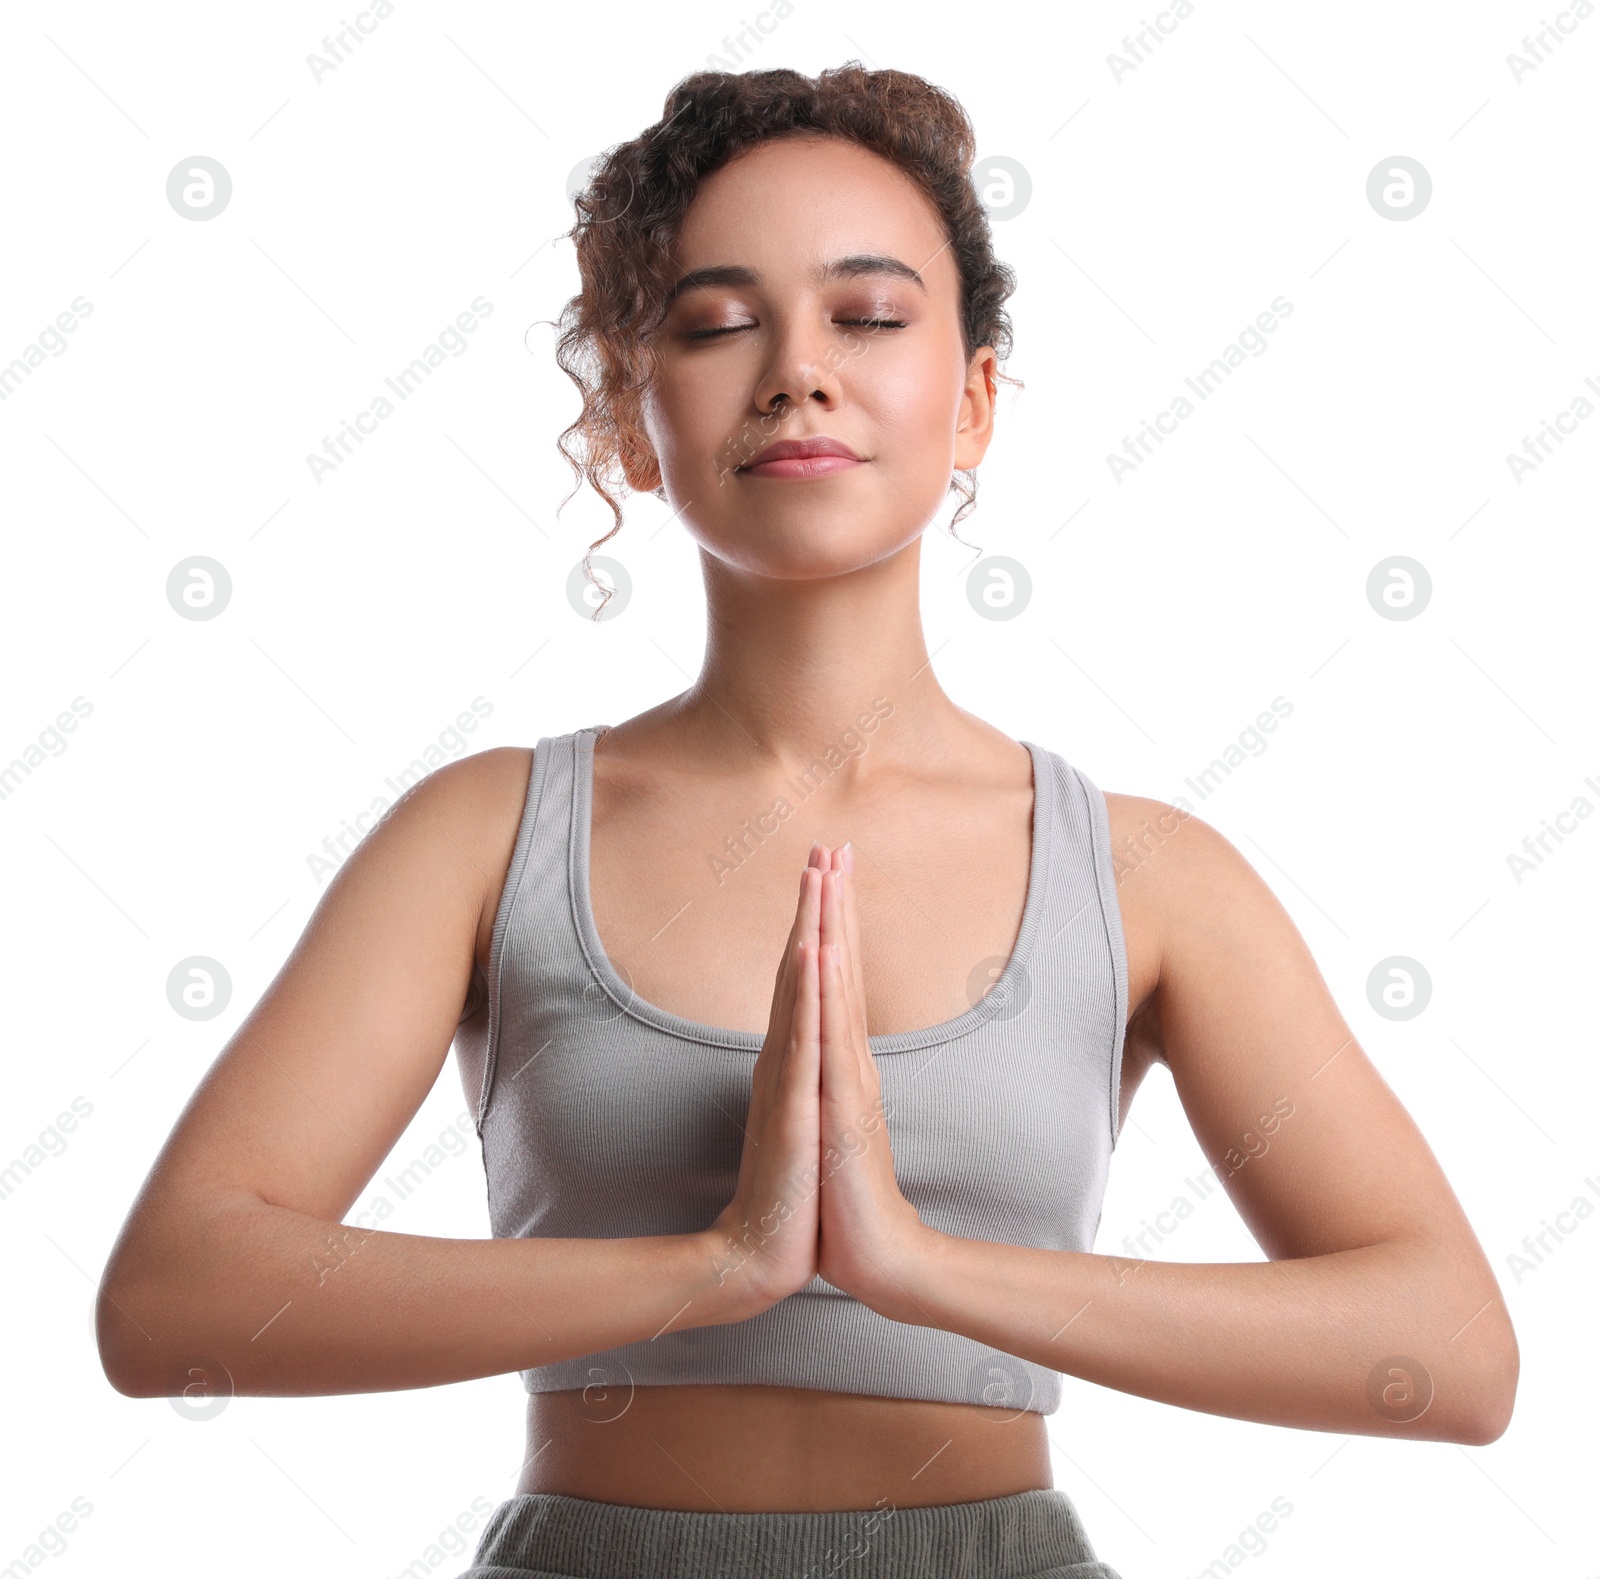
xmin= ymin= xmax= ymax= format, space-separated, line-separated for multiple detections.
xmin=672 ymin=473 xmax=944 ymax=577
xmin=688 ymin=510 xmax=932 ymax=581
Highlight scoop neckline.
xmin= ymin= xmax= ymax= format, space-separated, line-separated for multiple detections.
xmin=566 ymin=723 xmax=1053 ymax=1055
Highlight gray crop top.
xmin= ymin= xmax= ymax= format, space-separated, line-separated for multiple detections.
xmin=452 ymin=724 xmax=1128 ymax=1416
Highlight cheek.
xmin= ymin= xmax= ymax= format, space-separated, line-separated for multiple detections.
xmin=642 ymin=365 xmax=724 ymax=476
xmin=854 ymin=348 xmax=963 ymax=463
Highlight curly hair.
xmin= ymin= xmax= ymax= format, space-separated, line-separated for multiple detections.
xmin=554 ymin=62 xmax=1018 ymax=599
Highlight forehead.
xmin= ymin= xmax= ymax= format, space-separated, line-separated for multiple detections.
xmin=670 ymin=135 xmax=958 ymax=293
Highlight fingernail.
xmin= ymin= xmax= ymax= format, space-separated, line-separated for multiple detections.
xmin=842 ymin=841 xmax=854 ymax=872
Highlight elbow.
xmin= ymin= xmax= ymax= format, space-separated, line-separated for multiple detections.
xmin=98 ymin=1308 xmax=238 ymax=1404
xmin=1427 ymin=1307 xmax=1519 ymax=1446
xmin=1459 ymin=1335 xmax=1520 ymax=1446
xmin=1455 ymin=1390 xmax=1514 ymax=1447
xmin=97 ymin=1305 xmax=150 ymax=1397
xmin=1465 ymin=1289 xmax=1522 ymax=1446
xmin=1397 ymin=1246 xmax=1521 ymax=1447
xmin=99 ymin=1199 xmax=280 ymax=1400
xmin=96 ymin=1242 xmax=188 ymax=1399
xmin=96 ymin=1277 xmax=163 ymax=1398
xmin=98 ymin=1199 xmax=267 ymax=1398
xmin=1460 ymin=1409 xmax=1511 ymax=1448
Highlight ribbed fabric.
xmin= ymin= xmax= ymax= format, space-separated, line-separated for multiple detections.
xmin=453 ymin=725 xmax=1128 ymax=1416
xmin=456 ymin=1488 xmax=1124 ymax=1579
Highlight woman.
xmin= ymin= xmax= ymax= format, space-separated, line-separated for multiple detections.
xmin=97 ymin=64 xmax=1518 ymax=1579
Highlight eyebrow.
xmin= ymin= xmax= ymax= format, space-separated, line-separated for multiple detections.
xmin=664 ymin=254 xmax=927 ymax=304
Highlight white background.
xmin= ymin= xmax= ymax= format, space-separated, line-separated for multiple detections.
xmin=1 ymin=2 xmax=1594 ymax=1576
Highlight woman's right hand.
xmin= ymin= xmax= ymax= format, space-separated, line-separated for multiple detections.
xmin=702 ymin=844 xmax=829 ymax=1319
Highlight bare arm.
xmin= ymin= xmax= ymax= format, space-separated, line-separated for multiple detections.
xmin=95 ymin=748 xmax=746 ymax=1398
xmin=872 ymin=800 xmax=1519 ymax=1445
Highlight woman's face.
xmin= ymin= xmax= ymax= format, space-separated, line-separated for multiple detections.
xmin=633 ymin=134 xmax=996 ymax=579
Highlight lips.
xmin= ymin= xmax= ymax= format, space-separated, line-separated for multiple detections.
xmin=736 ymin=436 xmax=865 ymax=480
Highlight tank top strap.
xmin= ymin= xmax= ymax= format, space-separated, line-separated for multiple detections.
xmin=1028 ymin=746 xmax=1129 ymax=1144
xmin=473 ymin=726 xmax=609 ymax=1133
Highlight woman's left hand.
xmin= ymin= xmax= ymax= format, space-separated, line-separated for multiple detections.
xmin=813 ymin=843 xmax=937 ymax=1324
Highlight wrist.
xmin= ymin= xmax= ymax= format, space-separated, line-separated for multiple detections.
xmin=861 ymin=1217 xmax=950 ymax=1328
xmin=681 ymin=1225 xmax=779 ymax=1327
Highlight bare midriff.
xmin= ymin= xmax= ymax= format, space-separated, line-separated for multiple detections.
xmin=516 ymin=1384 xmax=1053 ymax=1512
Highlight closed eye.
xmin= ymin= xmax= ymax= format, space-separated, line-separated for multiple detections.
xmin=686 ymin=318 xmax=907 ymax=340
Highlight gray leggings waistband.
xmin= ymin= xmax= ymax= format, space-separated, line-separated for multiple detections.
xmin=455 ymin=1487 xmax=1123 ymax=1579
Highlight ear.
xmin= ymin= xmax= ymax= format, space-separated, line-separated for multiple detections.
xmin=619 ymin=438 xmax=663 ymax=494
xmin=614 ymin=386 xmax=664 ymax=494
xmin=953 ymin=345 xmax=998 ymax=472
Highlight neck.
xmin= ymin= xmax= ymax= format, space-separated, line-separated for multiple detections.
xmin=660 ymin=537 xmax=968 ymax=772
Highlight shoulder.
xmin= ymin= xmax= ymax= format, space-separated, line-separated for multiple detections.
xmin=426 ymin=742 xmax=535 ymax=810
xmin=1097 ymin=790 xmax=1298 ymax=1022
xmin=373 ymin=745 xmax=535 ymax=847
xmin=1100 ymin=789 xmax=1341 ymax=1068
xmin=371 ymin=746 xmax=537 ymax=973
xmin=1100 ymin=790 xmax=1280 ymax=924
xmin=427 ymin=743 xmax=537 ymax=868
xmin=1102 ymin=790 xmax=1222 ymax=877
xmin=348 ymin=745 xmax=536 ymax=909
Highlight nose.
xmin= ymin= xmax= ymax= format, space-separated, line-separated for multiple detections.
xmin=751 ymin=312 xmax=845 ymax=416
